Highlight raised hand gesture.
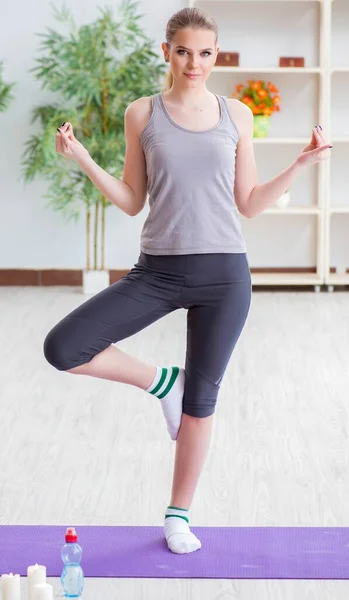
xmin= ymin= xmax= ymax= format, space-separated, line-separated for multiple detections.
xmin=296 ymin=125 xmax=332 ymax=168
xmin=56 ymin=122 xmax=90 ymax=163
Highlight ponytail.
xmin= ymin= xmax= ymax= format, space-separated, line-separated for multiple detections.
xmin=162 ymin=69 xmax=173 ymax=92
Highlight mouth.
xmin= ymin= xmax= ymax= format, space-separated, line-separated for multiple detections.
xmin=185 ymin=73 xmax=201 ymax=78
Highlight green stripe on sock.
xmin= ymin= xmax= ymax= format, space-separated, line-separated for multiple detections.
xmin=158 ymin=366 xmax=179 ymax=399
xmin=150 ymin=367 xmax=167 ymax=395
xmin=165 ymin=505 xmax=189 ymax=524
xmin=165 ymin=514 xmax=189 ymax=523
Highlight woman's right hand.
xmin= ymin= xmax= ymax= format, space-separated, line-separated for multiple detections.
xmin=56 ymin=122 xmax=90 ymax=163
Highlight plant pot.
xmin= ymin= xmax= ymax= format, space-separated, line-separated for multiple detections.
xmin=253 ymin=115 xmax=270 ymax=138
xmin=82 ymin=269 xmax=110 ymax=295
xmin=274 ymin=191 xmax=291 ymax=209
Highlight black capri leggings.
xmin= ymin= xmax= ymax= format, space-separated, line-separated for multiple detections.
xmin=44 ymin=251 xmax=252 ymax=418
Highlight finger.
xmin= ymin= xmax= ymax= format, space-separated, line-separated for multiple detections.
xmin=311 ymin=144 xmax=332 ymax=157
xmin=59 ymin=128 xmax=70 ymax=150
xmin=310 ymin=129 xmax=317 ymax=144
xmin=61 ymin=122 xmax=76 ymax=141
xmin=315 ymin=125 xmax=327 ymax=145
xmin=55 ymin=130 xmax=63 ymax=154
xmin=66 ymin=124 xmax=76 ymax=141
xmin=313 ymin=127 xmax=323 ymax=147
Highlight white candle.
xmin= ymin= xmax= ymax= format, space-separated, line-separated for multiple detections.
xmin=0 ymin=573 xmax=21 ymax=600
xmin=27 ymin=564 xmax=46 ymax=600
xmin=33 ymin=583 xmax=53 ymax=600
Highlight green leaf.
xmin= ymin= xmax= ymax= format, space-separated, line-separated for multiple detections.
xmin=21 ymin=0 xmax=165 ymax=269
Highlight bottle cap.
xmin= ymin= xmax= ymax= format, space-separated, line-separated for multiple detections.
xmin=65 ymin=527 xmax=78 ymax=542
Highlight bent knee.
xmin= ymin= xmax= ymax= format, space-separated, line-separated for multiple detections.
xmin=43 ymin=328 xmax=72 ymax=371
xmin=43 ymin=320 xmax=99 ymax=372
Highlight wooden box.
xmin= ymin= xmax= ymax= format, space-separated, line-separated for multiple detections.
xmin=279 ymin=57 xmax=305 ymax=68
xmin=215 ymin=52 xmax=239 ymax=67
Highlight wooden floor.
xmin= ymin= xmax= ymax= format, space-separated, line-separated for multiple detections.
xmin=1 ymin=286 xmax=349 ymax=599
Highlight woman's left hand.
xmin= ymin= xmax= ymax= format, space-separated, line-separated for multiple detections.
xmin=296 ymin=126 xmax=332 ymax=168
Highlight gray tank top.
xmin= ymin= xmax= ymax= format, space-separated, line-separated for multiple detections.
xmin=139 ymin=92 xmax=247 ymax=255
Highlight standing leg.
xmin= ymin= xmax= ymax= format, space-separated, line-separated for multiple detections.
xmin=170 ymin=413 xmax=214 ymax=510
xmin=165 ymin=258 xmax=252 ymax=554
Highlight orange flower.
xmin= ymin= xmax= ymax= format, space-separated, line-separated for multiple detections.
xmin=258 ymin=89 xmax=268 ymax=99
xmin=235 ymin=79 xmax=281 ymax=116
xmin=267 ymin=83 xmax=278 ymax=93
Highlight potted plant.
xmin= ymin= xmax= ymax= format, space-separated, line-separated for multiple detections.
xmin=21 ymin=0 xmax=167 ymax=294
xmin=233 ymin=79 xmax=281 ymax=138
xmin=0 ymin=61 xmax=15 ymax=113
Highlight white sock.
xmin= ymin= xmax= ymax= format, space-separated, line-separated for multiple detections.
xmin=164 ymin=506 xmax=202 ymax=554
xmin=146 ymin=366 xmax=185 ymax=441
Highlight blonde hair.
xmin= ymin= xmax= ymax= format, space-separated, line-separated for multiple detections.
xmin=162 ymin=8 xmax=218 ymax=92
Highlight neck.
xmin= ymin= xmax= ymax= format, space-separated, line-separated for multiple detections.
xmin=164 ymin=85 xmax=212 ymax=106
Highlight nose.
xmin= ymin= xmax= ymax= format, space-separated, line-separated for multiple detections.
xmin=188 ymin=55 xmax=200 ymax=69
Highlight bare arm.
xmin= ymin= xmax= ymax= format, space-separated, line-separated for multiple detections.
xmin=234 ymin=104 xmax=302 ymax=218
xmin=56 ymin=99 xmax=149 ymax=217
xmin=232 ymin=102 xmax=331 ymax=219
xmin=75 ymin=153 xmax=137 ymax=216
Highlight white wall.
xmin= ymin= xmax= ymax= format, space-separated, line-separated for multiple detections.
xmin=0 ymin=0 xmax=347 ymax=269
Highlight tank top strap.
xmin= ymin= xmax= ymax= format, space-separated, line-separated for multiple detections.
xmin=218 ymin=94 xmax=240 ymax=138
xmin=151 ymin=92 xmax=170 ymax=126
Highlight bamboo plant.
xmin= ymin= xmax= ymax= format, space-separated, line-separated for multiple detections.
xmin=0 ymin=61 xmax=15 ymax=113
xmin=21 ymin=0 xmax=166 ymax=271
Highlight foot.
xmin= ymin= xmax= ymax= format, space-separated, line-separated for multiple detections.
xmin=146 ymin=367 xmax=185 ymax=440
xmin=164 ymin=506 xmax=202 ymax=554
xmin=159 ymin=367 xmax=185 ymax=440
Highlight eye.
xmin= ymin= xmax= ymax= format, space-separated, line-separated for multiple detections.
xmin=177 ymin=50 xmax=212 ymax=57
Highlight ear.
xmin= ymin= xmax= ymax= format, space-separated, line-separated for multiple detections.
xmin=161 ymin=42 xmax=169 ymax=61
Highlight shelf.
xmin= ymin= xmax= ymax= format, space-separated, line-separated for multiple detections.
xmin=332 ymin=68 xmax=349 ymax=74
xmin=251 ymin=272 xmax=322 ymax=286
xmin=326 ymin=274 xmax=349 ymax=285
xmin=186 ymin=0 xmax=346 ymax=288
xmin=263 ymin=207 xmax=320 ymax=215
xmin=329 ymin=207 xmax=349 ymax=215
xmin=213 ymin=66 xmax=321 ymax=74
xmin=253 ymin=138 xmax=309 ymax=144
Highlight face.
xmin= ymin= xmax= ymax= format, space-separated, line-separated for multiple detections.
xmin=162 ymin=28 xmax=219 ymax=86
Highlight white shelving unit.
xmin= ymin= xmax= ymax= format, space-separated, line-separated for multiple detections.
xmin=188 ymin=0 xmax=349 ymax=290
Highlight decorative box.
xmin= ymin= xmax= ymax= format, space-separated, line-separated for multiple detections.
xmin=279 ymin=57 xmax=305 ymax=67
xmin=215 ymin=52 xmax=239 ymax=67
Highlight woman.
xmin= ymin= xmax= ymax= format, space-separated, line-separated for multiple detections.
xmin=44 ymin=7 xmax=332 ymax=555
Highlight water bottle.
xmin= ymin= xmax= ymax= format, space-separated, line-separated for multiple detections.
xmin=60 ymin=527 xmax=84 ymax=598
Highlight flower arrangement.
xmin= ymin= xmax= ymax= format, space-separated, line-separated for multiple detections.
xmin=233 ymin=80 xmax=281 ymax=116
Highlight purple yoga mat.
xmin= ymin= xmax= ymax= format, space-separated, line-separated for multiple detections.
xmin=1 ymin=526 xmax=349 ymax=579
